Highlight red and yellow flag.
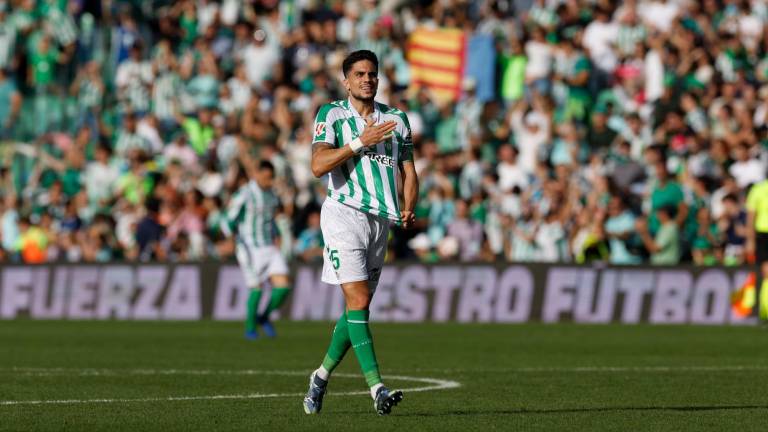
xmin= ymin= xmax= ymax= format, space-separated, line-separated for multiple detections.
xmin=407 ymin=28 xmax=466 ymax=101
xmin=731 ymin=272 xmax=756 ymax=318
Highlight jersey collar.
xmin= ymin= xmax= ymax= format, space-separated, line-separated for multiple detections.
xmin=346 ymin=98 xmax=381 ymax=123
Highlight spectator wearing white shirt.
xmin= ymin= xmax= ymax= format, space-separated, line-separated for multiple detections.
xmin=227 ymin=63 xmax=253 ymax=113
xmin=524 ymin=26 xmax=553 ymax=96
xmin=737 ymin=2 xmax=763 ymax=51
xmin=136 ymin=115 xmax=164 ymax=155
xmin=536 ymin=209 xmax=567 ymax=262
xmin=729 ymin=143 xmax=766 ymax=188
xmin=497 ymin=144 xmax=529 ymax=192
xmin=83 ymin=145 xmax=119 ymax=208
xmin=639 ymin=0 xmax=679 ymax=34
xmin=582 ymin=7 xmax=619 ymax=74
xmin=238 ymin=26 xmax=278 ymax=90
xmin=164 ymin=133 xmax=199 ymax=171
xmin=509 ymin=100 xmax=550 ymax=173
xmin=114 ymin=113 xmax=152 ymax=159
xmin=644 ymin=33 xmax=665 ymax=103
xmin=115 ymin=43 xmax=153 ymax=115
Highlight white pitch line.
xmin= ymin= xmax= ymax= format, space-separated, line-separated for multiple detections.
xmin=512 ymin=365 xmax=768 ymax=373
xmin=388 ymin=365 xmax=768 ymax=374
xmin=4 ymin=368 xmax=312 ymax=377
xmin=0 ymin=369 xmax=461 ymax=407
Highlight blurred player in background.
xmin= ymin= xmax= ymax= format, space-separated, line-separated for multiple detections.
xmin=303 ymin=50 xmax=419 ymax=415
xmin=746 ymin=177 xmax=768 ymax=320
xmin=221 ymin=144 xmax=292 ymax=339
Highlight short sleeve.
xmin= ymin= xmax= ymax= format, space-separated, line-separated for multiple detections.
xmin=397 ymin=111 xmax=414 ymax=161
xmin=312 ymin=104 xmax=336 ymax=147
xmin=400 ymin=112 xmax=413 ymax=147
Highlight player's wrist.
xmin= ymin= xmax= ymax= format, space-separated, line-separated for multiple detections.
xmin=349 ymin=137 xmax=365 ymax=154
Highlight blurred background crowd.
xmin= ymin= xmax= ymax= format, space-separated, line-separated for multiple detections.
xmin=0 ymin=0 xmax=766 ymax=266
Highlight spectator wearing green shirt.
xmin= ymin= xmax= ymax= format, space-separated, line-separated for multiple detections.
xmin=176 ymin=108 xmax=215 ymax=156
xmin=28 ymin=34 xmax=63 ymax=136
xmin=115 ymin=151 xmax=153 ymax=206
xmin=28 ymin=34 xmax=61 ymax=88
xmin=559 ymin=37 xmax=591 ymax=122
xmin=691 ymin=206 xmax=722 ymax=265
xmin=499 ymin=37 xmax=527 ymax=103
xmin=637 ymin=206 xmax=680 ymax=265
xmin=648 ymin=158 xmax=688 ymax=234
xmin=435 ymin=103 xmax=459 ymax=154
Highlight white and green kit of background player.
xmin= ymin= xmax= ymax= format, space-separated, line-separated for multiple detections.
xmin=308 ymin=98 xmax=413 ymax=408
xmin=222 ymin=180 xmax=290 ymax=336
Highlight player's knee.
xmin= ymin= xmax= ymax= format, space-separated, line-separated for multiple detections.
xmin=346 ymin=294 xmax=371 ymax=310
xmin=271 ymin=274 xmax=291 ymax=287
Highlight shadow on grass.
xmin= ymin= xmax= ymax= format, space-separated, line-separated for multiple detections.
xmin=333 ymin=405 xmax=768 ymax=417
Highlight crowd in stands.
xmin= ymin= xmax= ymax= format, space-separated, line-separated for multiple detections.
xmin=0 ymin=0 xmax=767 ymax=266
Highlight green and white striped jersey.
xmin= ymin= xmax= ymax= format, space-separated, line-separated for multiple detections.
xmin=152 ymin=71 xmax=182 ymax=121
xmin=222 ymin=180 xmax=278 ymax=248
xmin=616 ymin=24 xmax=646 ymax=57
xmin=312 ymin=99 xmax=413 ymax=224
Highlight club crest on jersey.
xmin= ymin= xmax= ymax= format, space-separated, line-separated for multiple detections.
xmin=314 ymin=122 xmax=326 ymax=138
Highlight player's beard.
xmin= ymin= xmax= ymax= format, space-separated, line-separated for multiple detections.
xmin=350 ymin=85 xmax=377 ymax=103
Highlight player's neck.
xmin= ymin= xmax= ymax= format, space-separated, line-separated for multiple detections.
xmin=349 ymin=96 xmax=375 ymax=118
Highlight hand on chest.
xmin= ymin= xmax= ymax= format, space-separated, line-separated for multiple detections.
xmin=353 ymin=119 xmax=396 ymax=152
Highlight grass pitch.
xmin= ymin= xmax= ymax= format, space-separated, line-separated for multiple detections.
xmin=1 ymin=320 xmax=767 ymax=431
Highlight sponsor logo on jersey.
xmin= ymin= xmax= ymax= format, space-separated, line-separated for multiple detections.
xmin=314 ymin=122 xmax=326 ymax=138
xmin=363 ymin=151 xmax=395 ymax=168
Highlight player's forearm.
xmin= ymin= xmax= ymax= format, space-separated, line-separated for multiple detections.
xmin=236 ymin=142 xmax=258 ymax=178
xmin=402 ymin=169 xmax=419 ymax=213
xmin=311 ymin=144 xmax=355 ymax=178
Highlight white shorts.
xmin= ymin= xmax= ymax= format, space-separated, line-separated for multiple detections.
xmin=320 ymin=198 xmax=390 ymax=291
xmin=235 ymin=243 xmax=289 ymax=287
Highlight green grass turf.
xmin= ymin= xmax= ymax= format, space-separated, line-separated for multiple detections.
xmin=1 ymin=321 xmax=767 ymax=431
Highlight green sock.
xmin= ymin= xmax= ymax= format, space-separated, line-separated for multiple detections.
xmin=321 ymin=312 xmax=351 ymax=374
xmin=760 ymin=280 xmax=768 ymax=320
xmin=245 ymin=288 xmax=262 ymax=332
xmin=346 ymin=310 xmax=382 ymax=387
xmin=262 ymin=286 xmax=291 ymax=318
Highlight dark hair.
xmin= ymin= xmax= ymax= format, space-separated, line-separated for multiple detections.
xmin=146 ymin=198 xmax=161 ymax=214
xmin=657 ymin=205 xmax=677 ymax=219
xmin=96 ymin=144 xmax=112 ymax=156
xmin=342 ymin=50 xmax=378 ymax=78
xmin=259 ymin=160 xmax=275 ymax=173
